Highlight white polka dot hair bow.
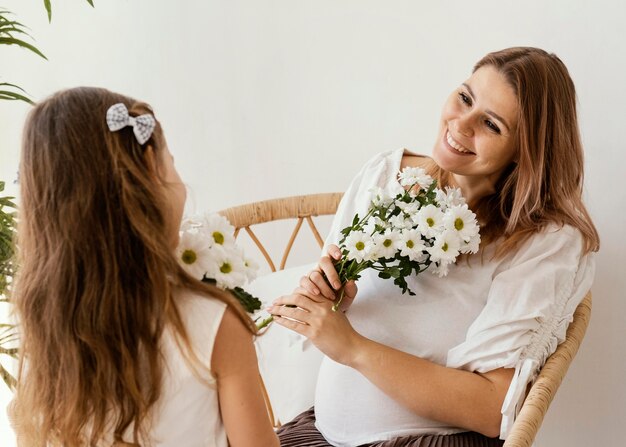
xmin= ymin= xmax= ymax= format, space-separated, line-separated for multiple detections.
xmin=106 ymin=103 xmax=156 ymax=145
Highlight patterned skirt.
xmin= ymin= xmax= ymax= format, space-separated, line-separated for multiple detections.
xmin=277 ymin=408 xmax=504 ymax=447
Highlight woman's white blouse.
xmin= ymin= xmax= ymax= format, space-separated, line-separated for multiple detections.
xmin=314 ymin=148 xmax=595 ymax=446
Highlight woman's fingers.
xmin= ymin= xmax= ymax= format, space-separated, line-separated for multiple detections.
xmin=319 ymin=255 xmax=341 ymax=290
xmin=337 ymin=280 xmax=358 ymax=312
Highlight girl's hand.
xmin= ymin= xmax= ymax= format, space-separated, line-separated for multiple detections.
xmin=267 ymin=288 xmax=363 ymax=366
xmin=299 ymin=244 xmax=358 ymax=312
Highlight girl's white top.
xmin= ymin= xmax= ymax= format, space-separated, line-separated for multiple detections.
xmin=133 ymin=290 xmax=227 ymax=447
xmin=314 ymin=148 xmax=595 ymax=446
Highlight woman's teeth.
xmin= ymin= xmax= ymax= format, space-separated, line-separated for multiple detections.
xmin=446 ymin=131 xmax=473 ymax=154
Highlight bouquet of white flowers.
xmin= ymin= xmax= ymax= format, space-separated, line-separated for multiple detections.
xmin=175 ymin=212 xmax=262 ymax=314
xmin=330 ymin=166 xmax=481 ymax=310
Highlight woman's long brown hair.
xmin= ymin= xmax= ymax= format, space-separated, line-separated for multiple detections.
xmin=11 ymin=87 xmax=256 ymax=446
xmin=430 ymin=47 xmax=599 ymax=256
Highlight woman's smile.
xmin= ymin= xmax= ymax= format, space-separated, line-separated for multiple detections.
xmin=444 ymin=130 xmax=475 ymax=155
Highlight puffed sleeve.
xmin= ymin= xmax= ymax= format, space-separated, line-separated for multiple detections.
xmin=324 ymin=148 xmax=406 ymax=250
xmin=445 ymin=225 xmax=596 ymax=439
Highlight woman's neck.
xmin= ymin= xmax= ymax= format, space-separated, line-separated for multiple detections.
xmin=450 ymin=172 xmax=499 ymax=206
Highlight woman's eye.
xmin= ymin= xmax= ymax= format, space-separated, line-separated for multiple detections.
xmin=459 ymin=92 xmax=472 ymax=106
xmin=485 ymin=120 xmax=501 ymax=134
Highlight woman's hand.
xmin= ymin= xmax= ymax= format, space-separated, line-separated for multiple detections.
xmin=267 ymin=288 xmax=364 ymax=366
xmin=299 ymin=244 xmax=358 ymax=312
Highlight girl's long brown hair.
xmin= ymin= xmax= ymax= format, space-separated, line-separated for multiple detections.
xmin=12 ymin=87 xmax=256 ymax=446
xmin=430 ymin=47 xmax=599 ymax=256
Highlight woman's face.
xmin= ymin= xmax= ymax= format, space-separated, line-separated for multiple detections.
xmin=159 ymin=144 xmax=186 ymax=247
xmin=432 ymin=65 xmax=519 ymax=182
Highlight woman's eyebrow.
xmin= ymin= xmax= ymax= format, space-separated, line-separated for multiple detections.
xmin=462 ymin=82 xmax=511 ymax=132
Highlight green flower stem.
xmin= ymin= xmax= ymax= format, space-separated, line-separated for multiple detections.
xmin=331 ymin=285 xmax=346 ymax=312
xmin=256 ymin=315 xmax=274 ymax=331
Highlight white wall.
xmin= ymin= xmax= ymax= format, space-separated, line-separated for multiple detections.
xmin=1 ymin=1 xmax=624 ymax=445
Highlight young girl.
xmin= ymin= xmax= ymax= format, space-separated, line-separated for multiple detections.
xmin=11 ymin=87 xmax=279 ymax=447
xmin=271 ymin=47 xmax=599 ymax=446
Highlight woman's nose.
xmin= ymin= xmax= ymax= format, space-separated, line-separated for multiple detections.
xmin=455 ymin=113 xmax=474 ymax=137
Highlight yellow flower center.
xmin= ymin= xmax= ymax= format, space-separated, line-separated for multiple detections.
xmin=454 ymin=218 xmax=464 ymax=231
xmin=406 ymin=240 xmax=414 ymax=249
xmin=355 ymin=241 xmax=365 ymax=251
xmin=426 ymin=217 xmax=434 ymax=227
xmin=442 ymin=242 xmax=449 ymax=252
xmin=220 ymin=262 xmax=232 ymax=274
xmin=213 ymin=231 xmax=225 ymax=245
xmin=181 ymin=249 xmax=197 ymax=265
xmin=383 ymin=239 xmax=392 ymax=248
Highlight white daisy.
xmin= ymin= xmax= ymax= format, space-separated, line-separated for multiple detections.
xmin=372 ymin=229 xmax=402 ymax=259
xmin=344 ymin=231 xmax=374 ymax=263
xmin=431 ymin=261 xmax=452 ymax=277
xmin=176 ymin=230 xmax=213 ymax=279
xmin=435 ymin=187 xmax=466 ymax=210
xmin=243 ymin=255 xmax=260 ymax=282
xmin=201 ymin=212 xmax=236 ymax=247
xmin=207 ymin=244 xmax=247 ymax=290
xmin=398 ymin=166 xmax=434 ymax=190
xmin=399 ymin=229 xmax=427 ymax=261
xmin=388 ymin=213 xmax=414 ymax=230
xmin=460 ymin=232 xmax=481 ymax=255
xmin=443 ymin=204 xmax=480 ymax=242
xmin=370 ymin=187 xmax=393 ymax=207
xmin=414 ymin=204 xmax=445 ymax=238
xmin=428 ymin=230 xmax=461 ymax=264
xmin=397 ymin=200 xmax=420 ymax=213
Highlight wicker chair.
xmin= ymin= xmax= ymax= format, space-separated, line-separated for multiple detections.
xmin=219 ymin=193 xmax=592 ymax=446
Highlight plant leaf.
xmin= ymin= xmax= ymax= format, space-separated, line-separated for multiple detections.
xmin=86 ymin=0 xmax=95 ymax=7
xmin=0 ymin=362 xmax=16 ymax=391
xmin=0 ymin=90 xmax=34 ymax=104
xmin=44 ymin=0 xmax=52 ymax=22
xmin=0 ymin=37 xmax=47 ymax=59
xmin=229 ymin=287 xmax=262 ymax=314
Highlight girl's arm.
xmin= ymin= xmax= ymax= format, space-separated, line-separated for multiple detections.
xmin=269 ymin=292 xmax=512 ymax=438
xmin=212 ymin=308 xmax=279 ymax=447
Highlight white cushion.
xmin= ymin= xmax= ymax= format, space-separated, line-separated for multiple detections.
xmin=247 ymin=263 xmax=325 ymax=424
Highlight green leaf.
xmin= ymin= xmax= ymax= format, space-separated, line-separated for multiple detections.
xmin=230 ymin=286 xmax=262 ymax=314
xmin=0 ymin=37 xmax=47 ymax=59
xmin=0 ymin=90 xmax=34 ymax=104
xmin=86 ymin=0 xmax=95 ymax=7
xmin=44 ymin=0 xmax=52 ymax=22
xmin=0 ymin=362 xmax=16 ymax=391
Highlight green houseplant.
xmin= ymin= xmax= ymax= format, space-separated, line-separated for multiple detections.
xmin=0 ymin=181 xmax=17 ymax=389
xmin=0 ymin=0 xmax=96 ymax=390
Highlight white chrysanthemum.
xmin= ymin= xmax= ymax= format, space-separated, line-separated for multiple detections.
xmin=207 ymin=245 xmax=247 ymax=290
xmin=344 ymin=231 xmax=374 ymax=262
xmin=363 ymin=215 xmax=390 ymax=234
xmin=201 ymin=212 xmax=236 ymax=247
xmin=435 ymin=187 xmax=466 ymax=210
xmin=431 ymin=261 xmax=452 ymax=277
xmin=372 ymin=230 xmax=402 ymax=259
xmin=396 ymin=200 xmax=420 ymax=216
xmin=176 ymin=230 xmax=213 ymax=279
xmin=243 ymin=255 xmax=260 ymax=282
xmin=370 ymin=187 xmax=394 ymax=207
xmin=443 ymin=204 xmax=479 ymax=242
xmin=399 ymin=229 xmax=427 ymax=262
xmin=415 ymin=204 xmax=445 ymax=238
xmin=428 ymin=230 xmax=461 ymax=264
xmin=398 ymin=166 xmax=434 ymax=190
xmin=460 ymin=232 xmax=481 ymax=255
xmin=388 ymin=213 xmax=414 ymax=230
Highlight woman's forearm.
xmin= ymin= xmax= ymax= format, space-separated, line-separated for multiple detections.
xmin=348 ymin=334 xmax=513 ymax=438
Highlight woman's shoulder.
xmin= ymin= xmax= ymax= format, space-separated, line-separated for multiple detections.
xmin=175 ymin=288 xmax=228 ymax=328
xmin=400 ymin=149 xmax=433 ymax=171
